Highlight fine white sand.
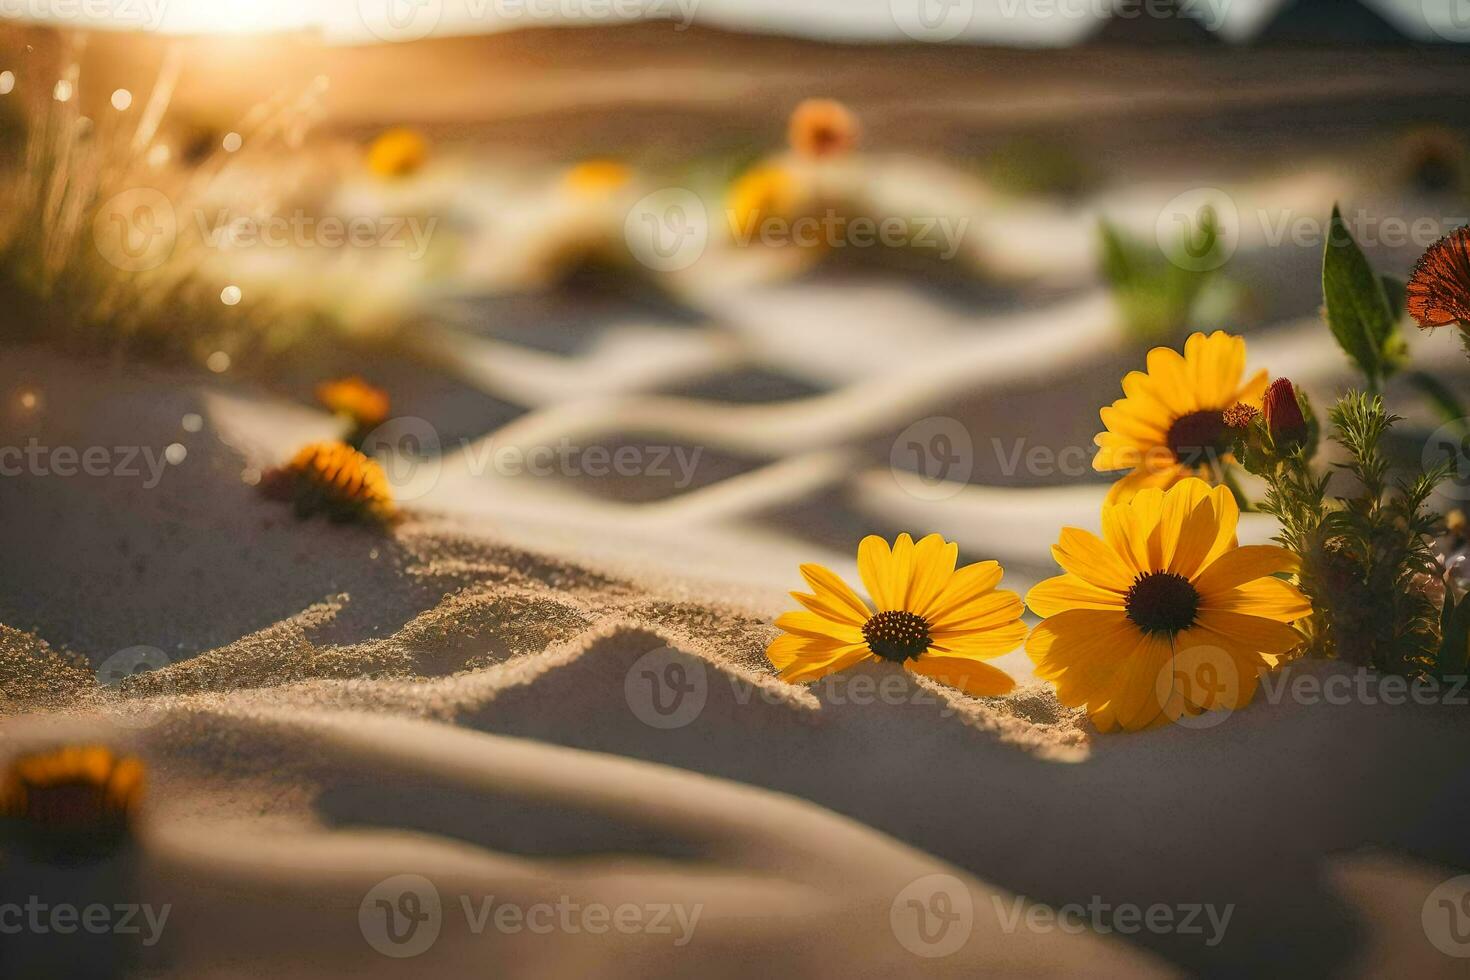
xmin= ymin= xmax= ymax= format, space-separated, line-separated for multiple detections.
xmin=3 ymin=336 xmax=1469 ymax=977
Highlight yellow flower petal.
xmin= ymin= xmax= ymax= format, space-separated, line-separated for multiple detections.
xmin=903 ymin=533 xmax=958 ymax=617
xmin=1201 ymin=578 xmax=1311 ymax=623
xmin=930 ymin=590 xmax=1025 ymax=634
xmin=905 ymin=655 xmax=1016 ymax=697
xmin=1234 ymin=368 xmax=1269 ymax=407
xmin=1198 ymin=484 xmax=1241 ymax=569
xmin=1192 ymin=544 xmax=1299 ymax=595
xmin=1104 ymin=630 xmax=1175 ymax=732
xmin=773 ymin=610 xmax=864 ymax=644
xmin=1192 ymin=609 xmax=1304 ymax=658
xmin=930 ymin=616 xmax=1028 ymax=659
xmin=766 ymin=629 xmax=846 ymax=664
xmin=781 ymin=642 xmax=875 ymax=684
xmin=1149 ymin=477 xmax=1213 ymax=572
xmin=797 ymin=563 xmax=872 ymax=625
xmin=1185 ymin=331 xmax=1245 ymax=408
xmin=920 ymin=559 xmax=1004 ymax=623
xmin=858 ymin=534 xmax=914 ymax=612
xmin=1052 ymin=527 xmax=1136 ymax=591
xmin=1103 ymin=461 xmax=1192 ymax=505
xmin=1026 ymin=609 xmax=1138 ymax=711
xmin=1026 ymin=573 xmax=1126 ymax=618
xmin=1172 ymin=626 xmax=1269 ymax=710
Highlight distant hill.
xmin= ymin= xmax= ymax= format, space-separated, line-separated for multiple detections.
xmin=1089 ymin=0 xmax=1221 ymax=45
xmin=1257 ymin=0 xmax=1409 ymax=45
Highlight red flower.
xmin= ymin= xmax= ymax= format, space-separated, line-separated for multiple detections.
xmin=1408 ymin=226 xmax=1470 ymax=330
xmin=1262 ymin=378 xmax=1307 ymax=445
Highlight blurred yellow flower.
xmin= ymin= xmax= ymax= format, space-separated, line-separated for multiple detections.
xmin=1094 ymin=330 xmax=1268 ymax=504
xmin=316 ymin=376 xmax=390 ymax=430
xmin=1026 ymin=478 xmax=1308 ymax=732
xmin=766 ymin=533 xmax=1026 ymax=697
xmin=1 ymin=745 xmax=145 ymax=861
xmin=367 ymin=128 xmax=428 ymax=179
xmin=788 ymin=98 xmax=859 ymax=160
xmin=562 ymin=159 xmax=631 ymax=196
xmin=726 ymin=164 xmax=804 ymax=243
xmin=261 ymin=441 xmax=397 ymax=526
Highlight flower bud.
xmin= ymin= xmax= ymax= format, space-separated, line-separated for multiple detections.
xmin=1263 ymin=378 xmax=1308 ymax=447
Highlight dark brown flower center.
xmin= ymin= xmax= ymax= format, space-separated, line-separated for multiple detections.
xmin=862 ymin=610 xmax=932 ymax=662
xmin=1165 ymin=410 xmax=1231 ymax=467
xmin=1125 ymin=571 xmax=1200 ymax=636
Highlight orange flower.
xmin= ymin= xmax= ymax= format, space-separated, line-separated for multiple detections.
xmin=788 ymin=98 xmax=859 ymax=160
xmin=367 ymin=128 xmax=428 ymax=179
xmin=316 ymin=376 xmax=390 ymax=430
xmin=1408 ymin=226 xmax=1470 ymax=331
xmin=562 ymin=159 xmax=632 ymax=196
xmin=260 ymin=441 xmax=397 ymax=526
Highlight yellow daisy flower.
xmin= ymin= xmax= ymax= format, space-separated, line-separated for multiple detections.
xmin=1094 ymin=330 xmax=1268 ymax=504
xmin=1 ymin=745 xmax=146 ymax=861
xmin=1026 ymin=478 xmax=1309 ymax=732
xmin=562 ymin=159 xmax=632 ymax=197
xmin=366 ymin=128 xmax=428 ymax=179
xmin=766 ymin=533 xmax=1027 ymax=697
xmin=726 ymin=164 xmax=807 ymax=244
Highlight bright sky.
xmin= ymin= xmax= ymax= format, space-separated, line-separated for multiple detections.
xmin=6 ymin=0 xmax=1462 ymax=45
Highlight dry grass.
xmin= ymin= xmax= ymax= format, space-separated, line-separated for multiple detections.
xmin=0 ymin=34 xmax=334 ymax=367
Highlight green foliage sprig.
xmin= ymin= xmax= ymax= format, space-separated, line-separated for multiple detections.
xmin=1240 ymin=392 xmax=1447 ymax=671
xmin=1099 ymin=204 xmax=1225 ymax=343
xmin=1320 ymin=393 xmax=1447 ymax=672
xmin=1247 ymin=205 xmax=1470 ymax=675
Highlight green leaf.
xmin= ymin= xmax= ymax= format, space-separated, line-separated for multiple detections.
xmin=1097 ymin=218 xmax=1133 ymax=289
xmin=1323 ymin=205 xmax=1396 ymax=387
